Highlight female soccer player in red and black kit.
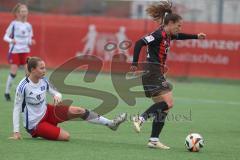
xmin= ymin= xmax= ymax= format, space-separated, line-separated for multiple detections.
xmin=131 ymin=2 xmax=206 ymax=149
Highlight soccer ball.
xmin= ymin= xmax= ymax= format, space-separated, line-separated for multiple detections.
xmin=185 ymin=133 xmax=204 ymax=152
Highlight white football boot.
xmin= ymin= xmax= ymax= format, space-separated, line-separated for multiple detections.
xmin=147 ymin=141 xmax=170 ymax=150
xmin=132 ymin=116 xmax=143 ymax=133
xmin=108 ymin=113 xmax=127 ymax=131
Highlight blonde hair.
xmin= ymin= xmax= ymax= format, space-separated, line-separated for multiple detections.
xmin=12 ymin=3 xmax=28 ymax=15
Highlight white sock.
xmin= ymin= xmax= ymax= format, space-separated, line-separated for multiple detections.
xmin=149 ymin=137 xmax=159 ymax=142
xmin=5 ymin=74 xmax=14 ymax=94
xmin=139 ymin=116 xmax=145 ymax=123
xmin=87 ymin=114 xmax=113 ymax=126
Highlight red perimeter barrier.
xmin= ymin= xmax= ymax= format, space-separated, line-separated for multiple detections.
xmin=0 ymin=13 xmax=239 ymax=79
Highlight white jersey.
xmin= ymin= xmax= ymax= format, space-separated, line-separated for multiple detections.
xmin=3 ymin=20 xmax=33 ymax=54
xmin=13 ymin=77 xmax=62 ymax=132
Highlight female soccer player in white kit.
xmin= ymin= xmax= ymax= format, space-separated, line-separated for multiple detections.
xmin=3 ymin=3 xmax=35 ymax=101
xmin=10 ymin=57 xmax=127 ymax=141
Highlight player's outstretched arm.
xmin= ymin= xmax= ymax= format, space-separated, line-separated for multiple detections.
xmin=45 ymin=78 xmax=62 ymax=106
xmin=132 ymin=39 xmax=146 ymax=67
xmin=172 ymin=33 xmax=207 ymax=40
xmin=10 ymin=86 xmax=24 ymax=140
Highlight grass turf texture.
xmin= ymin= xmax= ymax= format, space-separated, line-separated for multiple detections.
xmin=0 ymin=68 xmax=239 ymax=160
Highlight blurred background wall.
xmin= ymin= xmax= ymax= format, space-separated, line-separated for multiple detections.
xmin=0 ymin=0 xmax=239 ymax=79
xmin=1 ymin=0 xmax=239 ymax=23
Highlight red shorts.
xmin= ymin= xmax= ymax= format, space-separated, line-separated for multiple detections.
xmin=8 ymin=53 xmax=29 ymax=66
xmin=29 ymin=104 xmax=70 ymax=140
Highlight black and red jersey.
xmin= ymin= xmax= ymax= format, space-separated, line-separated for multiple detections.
xmin=132 ymin=27 xmax=198 ymax=69
xmin=142 ymin=27 xmax=170 ymax=67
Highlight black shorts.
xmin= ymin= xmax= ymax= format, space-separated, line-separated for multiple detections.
xmin=142 ymin=63 xmax=173 ymax=98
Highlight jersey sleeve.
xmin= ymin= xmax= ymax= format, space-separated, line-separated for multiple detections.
xmin=171 ymin=33 xmax=198 ymax=40
xmin=142 ymin=30 xmax=162 ymax=45
xmin=132 ymin=39 xmax=146 ymax=66
xmin=44 ymin=78 xmax=62 ymax=99
xmin=28 ymin=24 xmax=33 ymax=45
xmin=13 ymin=85 xmax=24 ymax=133
xmin=3 ymin=21 xmax=15 ymax=44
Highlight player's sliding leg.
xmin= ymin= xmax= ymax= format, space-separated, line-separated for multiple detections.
xmin=67 ymin=106 xmax=127 ymax=131
xmin=32 ymin=106 xmax=127 ymax=141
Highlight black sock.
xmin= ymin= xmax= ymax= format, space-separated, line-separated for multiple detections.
xmin=10 ymin=73 xmax=16 ymax=78
xmin=141 ymin=101 xmax=168 ymax=120
xmin=81 ymin=109 xmax=101 ymax=121
xmin=80 ymin=109 xmax=90 ymax=120
xmin=150 ymin=112 xmax=168 ymax=139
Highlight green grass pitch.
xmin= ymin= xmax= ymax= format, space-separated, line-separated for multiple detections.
xmin=0 ymin=68 xmax=240 ymax=160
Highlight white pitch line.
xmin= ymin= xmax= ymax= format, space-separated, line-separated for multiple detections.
xmin=175 ymin=97 xmax=240 ymax=106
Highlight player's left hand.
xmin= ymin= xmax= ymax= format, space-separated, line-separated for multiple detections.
xmin=198 ymin=33 xmax=206 ymax=39
xmin=53 ymin=95 xmax=62 ymax=106
xmin=9 ymin=132 xmax=22 ymax=140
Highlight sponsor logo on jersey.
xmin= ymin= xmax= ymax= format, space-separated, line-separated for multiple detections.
xmin=28 ymin=99 xmax=44 ymax=106
xmin=36 ymin=94 xmax=41 ymax=101
xmin=145 ymin=35 xmax=155 ymax=43
xmin=40 ymin=86 xmax=45 ymax=91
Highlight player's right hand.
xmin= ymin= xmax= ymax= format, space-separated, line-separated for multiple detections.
xmin=9 ymin=132 xmax=22 ymax=140
xmin=53 ymin=95 xmax=62 ymax=106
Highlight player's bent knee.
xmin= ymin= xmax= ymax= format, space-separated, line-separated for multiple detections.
xmin=166 ymin=101 xmax=174 ymax=109
xmin=69 ymin=107 xmax=86 ymax=115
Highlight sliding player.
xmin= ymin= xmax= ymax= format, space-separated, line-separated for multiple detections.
xmin=10 ymin=57 xmax=127 ymax=141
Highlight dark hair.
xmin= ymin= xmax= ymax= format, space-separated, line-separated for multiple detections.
xmin=146 ymin=2 xmax=172 ymax=23
xmin=163 ymin=13 xmax=182 ymax=25
xmin=146 ymin=2 xmax=182 ymax=25
xmin=26 ymin=57 xmax=42 ymax=72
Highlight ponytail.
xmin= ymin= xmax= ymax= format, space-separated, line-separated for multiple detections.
xmin=146 ymin=2 xmax=172 ymax=24
xmin=146 ymin=1 xmax=182 ymax=25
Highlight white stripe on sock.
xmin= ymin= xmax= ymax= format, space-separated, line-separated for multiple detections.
xmin=150 ymin=138 xmax=159 ymax=142
xmin=87 ymin=116 xmax=113 ymax=126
